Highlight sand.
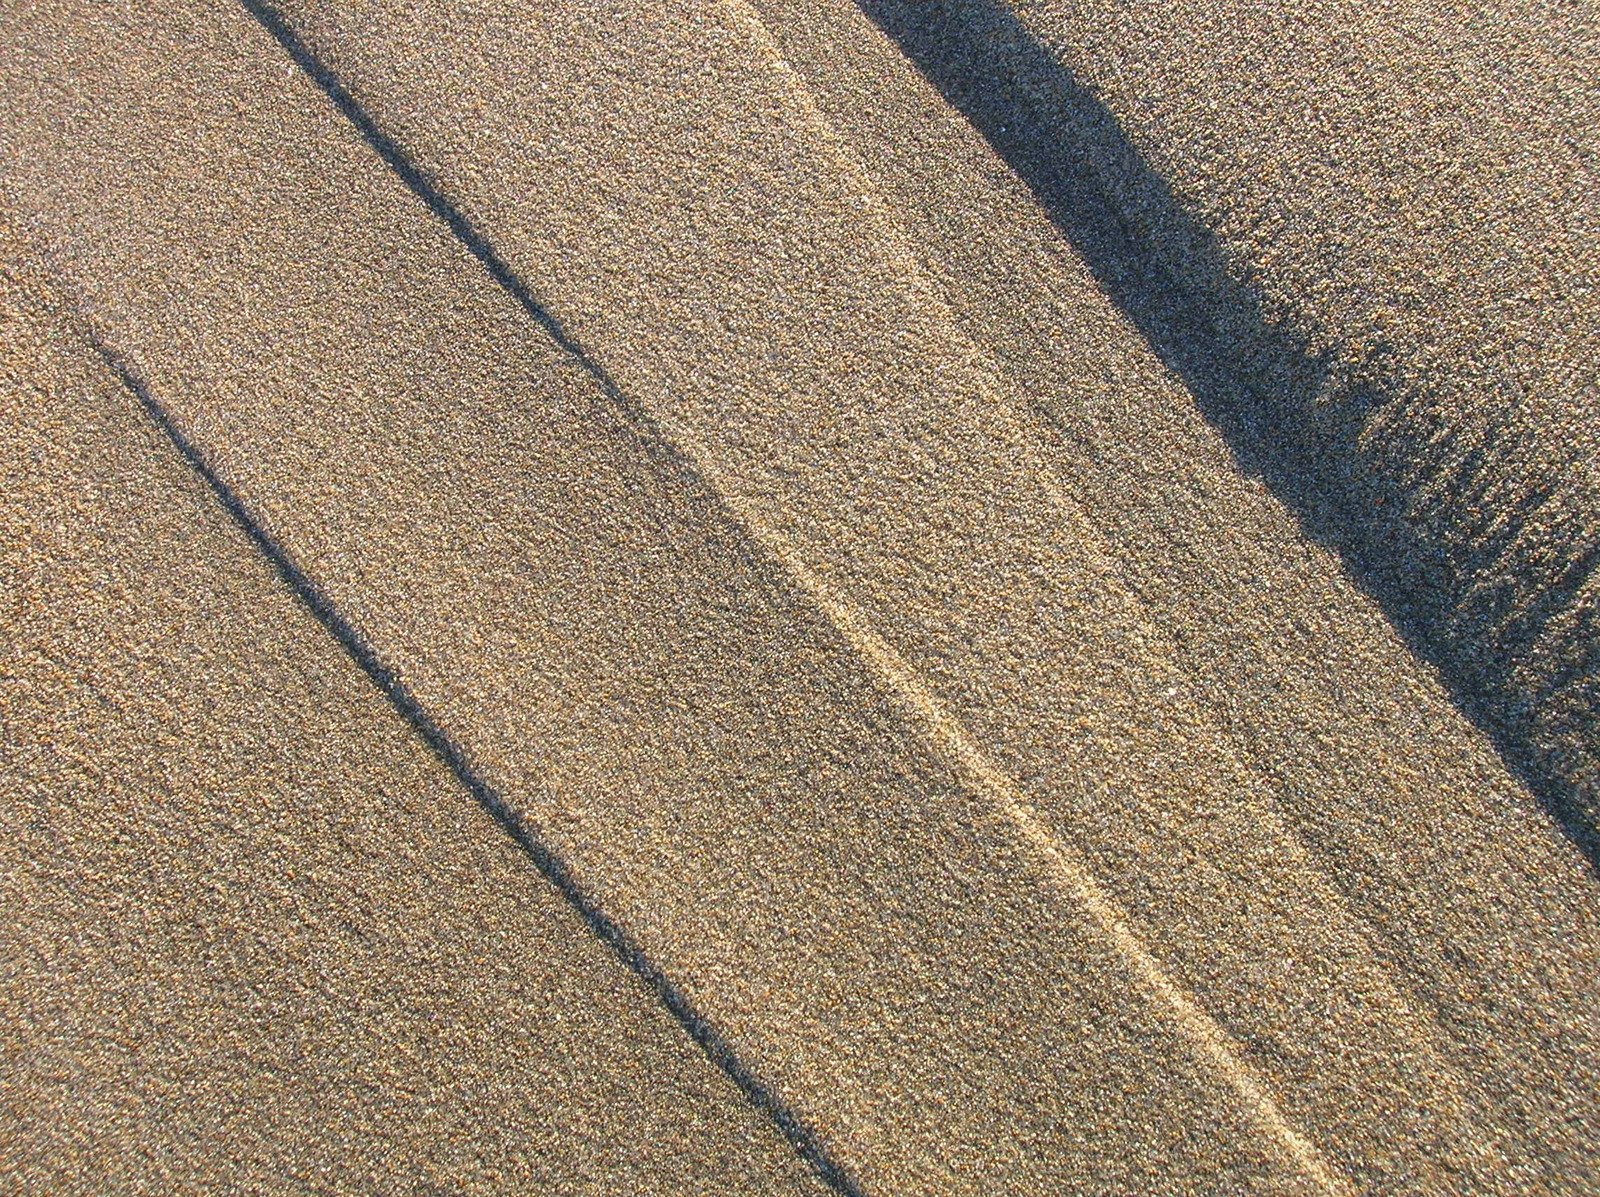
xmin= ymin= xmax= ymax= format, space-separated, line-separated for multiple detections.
xmin=0 ymin=234 xmax=825 ymax=1194
xmin=716 ymin=0 xmax=1600 ymax=1182
xmin=858 ymin=0 xmax=1600 ymax=841
xmin=1 ymin=0 xmax=1596 ymax=1193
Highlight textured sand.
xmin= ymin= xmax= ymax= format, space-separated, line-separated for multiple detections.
xmin=262 ymin=0 xmax=1599 ymax=1185
xmin=2 ymin=6 xmax=1297 ymax=1192
xmin=1 ymin=0 xmax=1597 ymax=1193
xmin=728 ymin=0 xmax=1600 ymax=1184
xmin=0 ymin=235 xmax=826 ymax=1194
xmin=862 ymin=0 xmax=1600 ymax=839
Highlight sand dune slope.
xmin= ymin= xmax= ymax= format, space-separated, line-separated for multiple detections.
xmin=858 ymin=0 xmax=1600 ymax=845
xmin=3 ymin=5 xmax=1311 ymax=1192
xmin=1 ymin=0 xmax=1596 ymax=1193
xmin=734 ymin=0 xmax=1600 ymax=1184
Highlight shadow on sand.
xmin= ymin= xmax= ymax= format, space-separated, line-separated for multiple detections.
xmin=856 ymin=0 xmax=1599 ymax=868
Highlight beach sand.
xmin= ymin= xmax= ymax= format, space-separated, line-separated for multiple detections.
xmin=2 ymin=1 xmax=1596 ymax=1192
xmin=0 ymin=232 xmax=826 ymax=1195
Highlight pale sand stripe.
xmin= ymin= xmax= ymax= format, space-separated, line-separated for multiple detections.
xmin=694 ymin=11 xmax=1397 ymax=1186
xmin=716 ymin=494 xmax=1351 ymax=1196
xmin=714 ymin=4 xmax=1598 ymax=1184
xmin=243 ymin=2 xmax=1345 ymax=1179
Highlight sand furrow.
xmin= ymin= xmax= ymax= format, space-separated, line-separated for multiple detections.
xmin=5 ymin=0 xmax=1595 ymax=1190
xmin=256 ymin=0 xmax=1517 ymax=1187
xmin=0 ymin=3 xmax=1308 ymax=1189
xmin=0 ymin=220 xmax=829 ymax=1197
xmin=88 ymin=333 xmax=860 ymax=1195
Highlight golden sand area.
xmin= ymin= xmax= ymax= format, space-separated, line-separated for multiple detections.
xmin=2 ymin=2 xmax=1596 ymax=1193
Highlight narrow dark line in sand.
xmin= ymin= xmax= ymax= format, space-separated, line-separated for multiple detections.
xmin=235 ymin=0 xmax=722 ymax=534
xmin=229 ymin=7 xmax=1351 ymax=1188
xmin=88 ymin=331 xmax=864 ymax=1197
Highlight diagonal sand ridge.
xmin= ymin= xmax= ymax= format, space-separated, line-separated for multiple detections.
xmin=747 ymin=524 xmax=1351 ymax=1194
xmin=261 ymin=1 xmax=1510 ymax=1186
xmin=1 ymin=3 xmax=1311 ymax=1188
xmin=3 ymin=0 xmax=1596 ymax=1191
xmin=731 ymin=2 xmax=1600 ymax=1181
xmin=0 ymin=224 xmax=834 ymax=1196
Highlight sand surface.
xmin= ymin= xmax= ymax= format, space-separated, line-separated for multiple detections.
xmin=1 ymin=1 xmax=1596 ymax=1193
xmin=858 ymin=0 xmax=1600 ymax=840
xmin=0 ymin=233 xmax=825 ymax=1194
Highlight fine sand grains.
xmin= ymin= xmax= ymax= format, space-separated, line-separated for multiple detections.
xmin=2 ymin=4 xmax=1304 ymax=1191
xmin=1 ymin=0 xmax=1597 ymax=1193
xmin=0 ymin=227 xmax=829 ymax=1195
xmin=734 ymin=0 xmax=1600 ymax=1187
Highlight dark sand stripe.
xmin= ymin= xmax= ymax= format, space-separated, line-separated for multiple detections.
xmin=92 ymin=328 xmax=864 ymax=1197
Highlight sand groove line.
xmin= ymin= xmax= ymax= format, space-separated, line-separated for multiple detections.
xmin=691 ymin=14 xmax=1363 ymax=1184
xmin=78 ymin=327 xmax=862 ymax=1197
xmin=732 ymin=0 xmax=1504 ymax=1139
xmin=757 ymin=535 xmax=1351 ymax=1195
xmin=723 ymin=2 xmax=1499 ymax=1170
xmin=234 ymin=1 xmax=1355 ymax=1188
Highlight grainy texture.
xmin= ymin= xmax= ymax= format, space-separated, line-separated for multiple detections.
xmin=0 ymin=4 xmax=1310 ymax=1192
xmin=265 ymin=0 xmax=1598 ymax=1187
xmin=861 ymin=0 xmax=1600 ymax=844
xmin=734 ymin=0 xmax=1600 ymax=1186
xmin=1 ymin=0 xmax=1597 ymax=1192
xmin=0 ymin=232 xmax=827 ymax=1196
